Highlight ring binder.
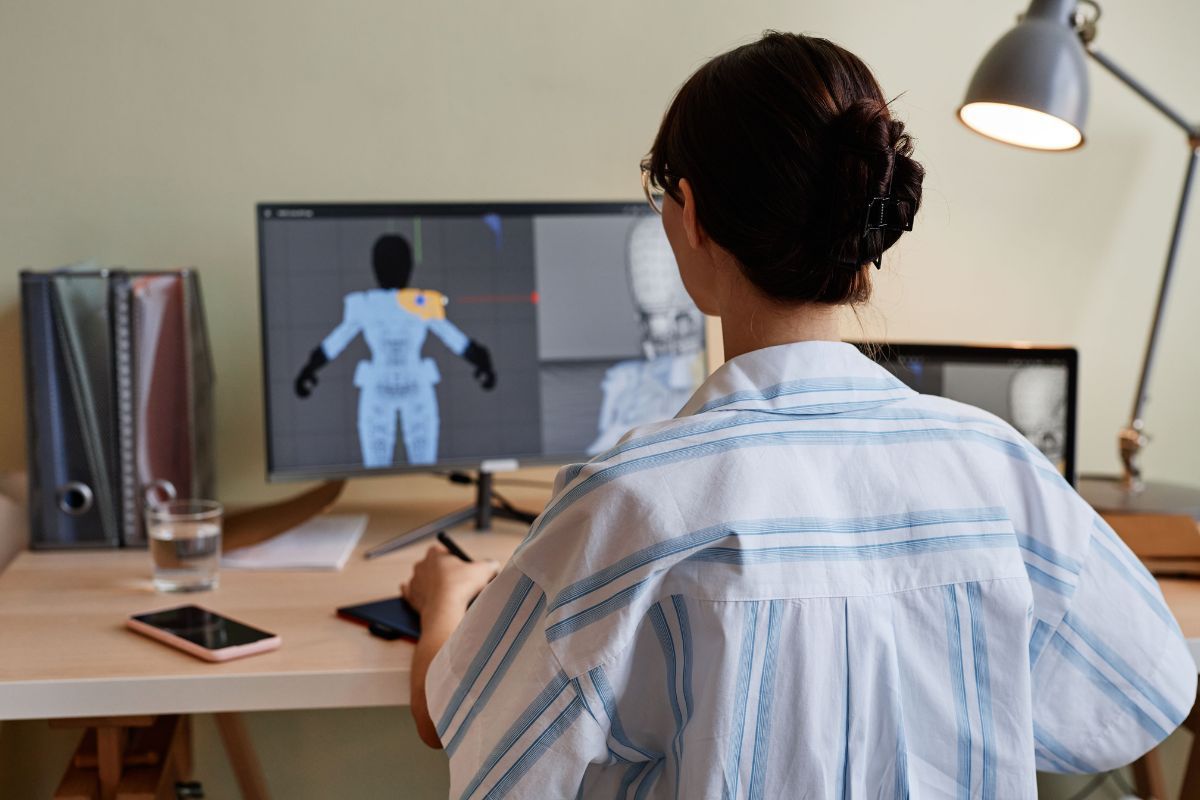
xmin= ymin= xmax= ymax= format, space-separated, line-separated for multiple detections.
xmin=20 ymin=269 xmax=215 ymax=549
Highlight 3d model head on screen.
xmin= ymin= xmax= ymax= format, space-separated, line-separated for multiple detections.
xmin=372 ymin=234 xmax=414 ymax=289
xmin=627 ymin=215 xmax=704 ymax=359
xmin=1009 ymin=365 xmax=1067 ymax=464
xmin=586 ymin=217 xmax=707 ymax=455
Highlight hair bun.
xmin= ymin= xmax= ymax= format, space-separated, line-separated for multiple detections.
xmin=823 ymin=99 xmax=924 ymax=269
xmin=646 ymin=33 xmax=924 ymax=305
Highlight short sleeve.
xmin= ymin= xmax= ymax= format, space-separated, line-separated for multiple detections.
xmin=426 ymin=565 xmax=608 ymax=799
xmin=1030 ymin=514 xmax=1196 ymax=772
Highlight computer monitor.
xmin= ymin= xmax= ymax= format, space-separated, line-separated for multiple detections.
xmin=256 ymin=202 xmax=706 ymax=482
xmin=860 ymin=343 xmax=1078 ymax=484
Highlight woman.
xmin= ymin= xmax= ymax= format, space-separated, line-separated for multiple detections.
xmin=402 ymin=32 xmax=1196 ymax=798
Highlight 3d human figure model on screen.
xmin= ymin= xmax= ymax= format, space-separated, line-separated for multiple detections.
xmin=1009 ymin=365 xmax=1067 ymax=470
xmin=294 ymin=234 xmax=497 ymax=468
xmin=587 ymin=216 xmax=705 ymax=455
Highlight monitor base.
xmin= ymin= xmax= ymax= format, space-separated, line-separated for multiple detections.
xmin=224 ymin=480 xmax=347 ymax=551
xmin=363 ymin=472 xmax=536 ymax=560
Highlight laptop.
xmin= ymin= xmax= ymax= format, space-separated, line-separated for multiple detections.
xmin=858 ymin=343 xmax=1078 ymax=486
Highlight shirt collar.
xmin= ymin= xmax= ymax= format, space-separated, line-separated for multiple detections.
xmin=678 ymin=340 xmax=915 ymax=417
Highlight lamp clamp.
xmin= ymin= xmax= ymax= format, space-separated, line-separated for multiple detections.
xmin=1071 ymin=0 xmax=1101 ymax=45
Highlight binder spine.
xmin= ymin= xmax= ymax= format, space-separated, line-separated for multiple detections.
xmin=20 ymin=271 xmax=118 ymax=549
xmin=19 ymin=274 xmax=52 ymax=546
xmin=112 ymin=275 xmax=141 ymax=546
xmin=184 ymin=271 xmax=217 ymax=499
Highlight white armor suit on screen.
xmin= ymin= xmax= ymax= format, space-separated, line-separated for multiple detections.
xmin=294 ymin=234 xmax=496 ymax=468
xmin=587 ymin=216 xmax=705 ymax=455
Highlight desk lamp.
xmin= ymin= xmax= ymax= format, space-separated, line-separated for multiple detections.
xmin=959 ymin=0 xmax=1200 ymax=520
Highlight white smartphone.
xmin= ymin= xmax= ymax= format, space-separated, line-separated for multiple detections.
xmin=127 ymin=605 xmax=281 ymax=662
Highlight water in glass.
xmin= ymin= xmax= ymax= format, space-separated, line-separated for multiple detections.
xmin=147 ymin=501 xmax=222 ymax=592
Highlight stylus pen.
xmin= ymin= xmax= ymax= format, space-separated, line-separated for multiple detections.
xmin=437 ymin=531 xmax=474 ymax=563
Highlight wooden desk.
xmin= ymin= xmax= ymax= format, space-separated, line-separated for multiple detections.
xmin=0 ymin=476 xmax=548 ymax=798
xmin=1159 ymin=579 xmax=1200 ymax=667
xmin=0 ymin=485 xmax=539 ymax=723
xmin=4 ymin=478 xmax=1197 ymax=797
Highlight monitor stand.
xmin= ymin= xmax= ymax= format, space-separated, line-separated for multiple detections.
xmin=224 ymin=479 xmax=347 ymax=551
xmin=363 ymin=471 xmax=535 ymax=560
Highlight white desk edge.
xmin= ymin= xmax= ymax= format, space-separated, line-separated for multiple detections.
xmin=0 ymin=669 xmax=411 ymax=722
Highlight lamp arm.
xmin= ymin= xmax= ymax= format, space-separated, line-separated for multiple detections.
xmin=1086 ymin=48 xmax=1198 ymax=139
xmin=1116 ymin=143 xmax=1199 ymax=490
xmin=1080 ymin=41 xmax=1200 ymax=490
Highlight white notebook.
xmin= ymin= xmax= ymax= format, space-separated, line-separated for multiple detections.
xmin=221 ymin=514 xmax=368 ymax=571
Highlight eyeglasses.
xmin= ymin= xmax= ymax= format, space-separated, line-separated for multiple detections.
xmin=640 ymin=159 xmax=665 ymax=215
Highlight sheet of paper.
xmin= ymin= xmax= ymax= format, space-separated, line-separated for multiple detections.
xmin=221 ymin=514 xmax=368 ymax=571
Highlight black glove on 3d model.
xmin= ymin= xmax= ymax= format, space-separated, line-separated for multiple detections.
xmin=464 ymin=340 xmax=497 ymax=390
xmin=294 ymin=346 xmax=329 ymax=398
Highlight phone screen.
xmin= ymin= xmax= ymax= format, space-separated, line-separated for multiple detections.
xmin=132 ymin=605 xmax=275 ymax=650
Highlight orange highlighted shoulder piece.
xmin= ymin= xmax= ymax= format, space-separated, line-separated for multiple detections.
xmin=396 ymin=289 xmax=447 ymax=320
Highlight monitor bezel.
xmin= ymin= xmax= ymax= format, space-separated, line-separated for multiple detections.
xmin=256 ymin=200 xmax=671 ymax=483
xmin=857 ymin=341 xmax=1079 ymax=486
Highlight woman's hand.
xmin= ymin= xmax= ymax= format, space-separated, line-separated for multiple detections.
xmin=401 ymin=545 xmax=499 ymax=620
xmin=403 ymin=544 xmax=499 ymax=749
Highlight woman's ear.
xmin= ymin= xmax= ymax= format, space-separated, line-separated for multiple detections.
xmin=678 ymin=179 xmax=703 ymax=250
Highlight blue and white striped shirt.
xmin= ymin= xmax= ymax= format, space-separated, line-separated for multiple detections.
xmin=427 ymin=340 xmax=1196 ymax=799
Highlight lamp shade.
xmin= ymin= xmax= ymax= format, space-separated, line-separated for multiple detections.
xmin=959 ymin=0 xmax=1090 ymax=150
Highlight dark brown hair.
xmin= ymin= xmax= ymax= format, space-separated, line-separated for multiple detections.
xmin=647 ymin=31 xmax=924 ymax=304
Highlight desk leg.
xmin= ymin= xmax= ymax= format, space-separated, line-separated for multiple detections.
xmin=1133 ymin=696 xmax=1200 ymax=800
xmin=1132 ymin=750 xmax=1168 ymax=799
xmin=213 ymin=712 xmax=271 ymax=800
xmin=1178 ymin=703 xmax=1200 ymax=800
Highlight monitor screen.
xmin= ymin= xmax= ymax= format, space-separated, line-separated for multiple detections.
xmin=257 ymin=203 xmax=706 ymax=480
xmin=862 ymin=343 xmax=1078 ymax=484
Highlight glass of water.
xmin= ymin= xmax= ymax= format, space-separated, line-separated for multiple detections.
xmin=146 ymin=500 xmax=223 ymax=592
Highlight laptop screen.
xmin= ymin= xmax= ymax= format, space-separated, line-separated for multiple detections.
xmin=861 ymin=343 xmax=1078 ymax=484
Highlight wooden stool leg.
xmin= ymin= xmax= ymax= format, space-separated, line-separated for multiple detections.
xmin=213 ymin=712 xmax=270 ymax=800
xmin=53 ymin=716 xmax=193 ymax=800
xmin=1132 ymin=749 xmax=1168 ymax=799
xmin=177 ymin=715 xmax=193 ymax=779
xmin=1179 ymin=704 xmax=1200 ymax=800
xmin=95 ymin=727 xmax=127 ymax=800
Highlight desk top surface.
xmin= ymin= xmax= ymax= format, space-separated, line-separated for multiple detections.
xmin=0 ymin=476 xmax=542 ymax=721
xmin=5 ymin=475 xmax=1200 ymax=722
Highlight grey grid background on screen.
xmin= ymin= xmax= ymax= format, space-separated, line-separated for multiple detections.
xmin=533 ymin=214 xmax=649 ymax=457
xmin=262 ymin=215 xmax=542 ymax=476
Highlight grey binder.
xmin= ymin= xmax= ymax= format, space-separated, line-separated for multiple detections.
xmin=20 ymin=269 xmax=215 ymax=549
xmin=20 ymin=272 xmax=119 ymax=548
xmin=119 ymin=271 xmax=216 ymax=546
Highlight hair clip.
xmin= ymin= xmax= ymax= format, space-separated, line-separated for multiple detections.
xmin=860 ymin=195 xmax=913 ymax=268
xmin=835 ymin=157 xmax=907 ymax=275
xmin=864 ymin=196 xmax=912 ymax=235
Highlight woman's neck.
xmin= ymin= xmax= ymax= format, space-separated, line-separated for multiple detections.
xmin=716 ymin=274 xmax=842 ymax=362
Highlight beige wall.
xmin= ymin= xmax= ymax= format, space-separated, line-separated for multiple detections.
xmin=1 ymin=1 xmax=1197 ymax=796
xmin=1 ymin=0 xmax=1196 ymax=502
